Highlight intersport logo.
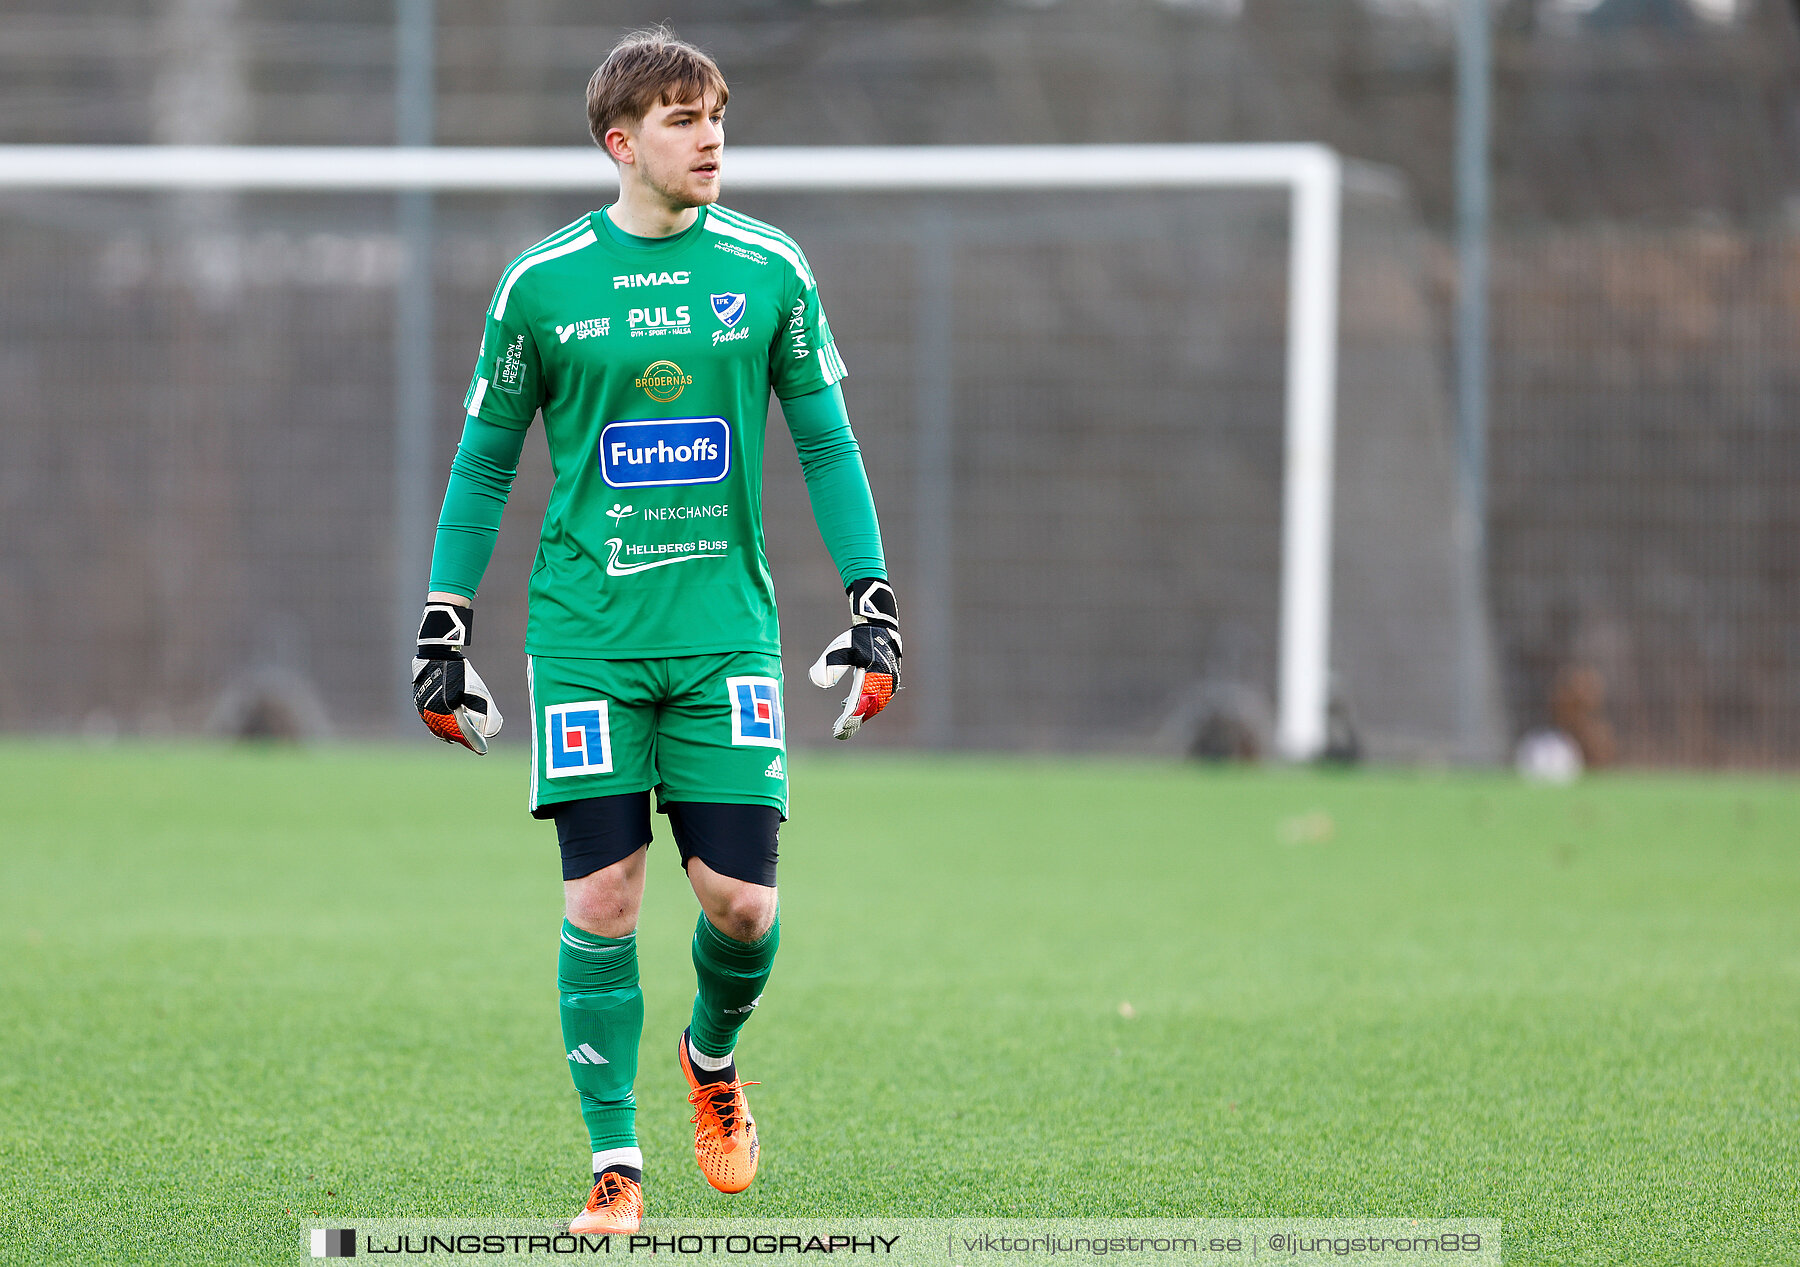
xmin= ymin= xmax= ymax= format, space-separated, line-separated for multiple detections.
xmin=555 ymin=317 xmax=610 ymax=343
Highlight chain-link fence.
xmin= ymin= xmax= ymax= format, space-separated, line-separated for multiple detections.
xmin=2 ymin=0 xmax=1796 ymax=764
xmin=0 ymin=180 xmax=1487 ymax=759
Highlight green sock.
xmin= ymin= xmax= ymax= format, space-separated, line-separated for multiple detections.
xmin=688 ymin=910 xmax=780 ymax=1059
xmin=558 ymin=920 xmax=642 ymax=1153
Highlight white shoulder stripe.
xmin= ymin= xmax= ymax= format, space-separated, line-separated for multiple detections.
xmin=518 ymin=215 xmax=593 ymax=263
xmin=493 ymin=229 xmax=597 ymax=320
xmin=704 ymin=216 xmax=813 ymax=290
xmin=490 ymin=217 xmax=591 ymax=308
xmin=527 ymin=655 xmax=539 ymax=811
xmin=466 ymin=376 xmax=489 ymax=417
xmin=709 ymin=205 xmax=804 ymax=256
xmin=706 ymin=206 xmax=815 ymax=286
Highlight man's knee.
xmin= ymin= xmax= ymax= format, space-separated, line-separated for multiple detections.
xmin=565 ymin=886 xmax=636 ymax=938
xmin=564 ymin=849 xmax=647 ymax=938
xmin=554 ymin=795 xmax=651 ymax=936
xmin=701 ymin=878 xmax=777 ymax=943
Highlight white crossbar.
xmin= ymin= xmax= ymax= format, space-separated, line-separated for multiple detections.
xmin=0 ymin=142 xmax=1330 ymax=192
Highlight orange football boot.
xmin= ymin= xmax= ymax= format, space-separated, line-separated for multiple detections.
xmin=570 ymin=1171 xmax=642 ymax=1235
xmin=678 ymin=1030 xmax=761 ymax=1193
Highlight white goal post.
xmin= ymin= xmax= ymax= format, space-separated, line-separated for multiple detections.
xmin=0 ymin=142 xmax=1341 ymax=759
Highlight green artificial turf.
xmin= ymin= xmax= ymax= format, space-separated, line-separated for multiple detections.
xmin=1 ymin=743 xmax=1796 ymax=1264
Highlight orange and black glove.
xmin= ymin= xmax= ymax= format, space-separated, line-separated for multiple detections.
xmin=411 ymin=601 xmax=504 ymax=754
xmin=808 ymin=578 xmax=901 ymax=740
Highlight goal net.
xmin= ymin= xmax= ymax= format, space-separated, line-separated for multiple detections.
xmin=0 ymin=144 xmax=1496 ymax=759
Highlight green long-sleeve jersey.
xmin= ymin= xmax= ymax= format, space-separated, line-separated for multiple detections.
xmin=428 ymin=203 xmax=886 ymax=659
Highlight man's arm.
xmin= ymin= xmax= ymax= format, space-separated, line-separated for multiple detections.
xmin=779 ymin=382 xmax=885 ymax=585
xmin=782 ymin=383 xmax=901 ymax=739
xmin=412 ymin=413 xmax=529 ymax=751
xmin=428 ymin=413 xmax=530 ymax=602
xmin=414 ymin=254 xmax=545 ymax=751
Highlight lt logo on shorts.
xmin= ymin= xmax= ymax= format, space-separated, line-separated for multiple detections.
xmin=545 ymin=700 xmax=613 ymax=777
xmin=727 ymin=677 xmax=783 ymax=748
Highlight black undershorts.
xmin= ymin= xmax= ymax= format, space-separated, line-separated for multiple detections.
xmin=552 ymin=793 xmax=780 ymax=887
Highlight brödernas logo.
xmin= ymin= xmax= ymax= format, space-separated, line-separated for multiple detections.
xmin=635 ymin=360 xmax=692 ymax=403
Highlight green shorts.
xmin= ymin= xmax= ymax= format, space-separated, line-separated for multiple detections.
xmin=526 ymin=651 xmax=788 ymax=819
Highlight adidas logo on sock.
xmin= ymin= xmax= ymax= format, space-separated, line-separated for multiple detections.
xmin=763 ymin=756 xmax=784 ymax=779
xmin=567 ymin=1044 xmax=609 ymax=1065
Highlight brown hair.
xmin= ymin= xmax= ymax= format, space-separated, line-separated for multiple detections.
xmin=586 ymin=26 xmax=729 ymax=152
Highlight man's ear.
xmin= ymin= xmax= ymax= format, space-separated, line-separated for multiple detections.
xmin=604 ymin=126 xmax=635 ymax=166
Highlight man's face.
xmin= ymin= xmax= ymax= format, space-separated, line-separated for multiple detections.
xmin=614 ymin=91 xmax=724 ymax=209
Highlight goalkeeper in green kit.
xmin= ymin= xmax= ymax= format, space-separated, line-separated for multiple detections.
xmin=409 ymin=27 xmax=900 ymax=1233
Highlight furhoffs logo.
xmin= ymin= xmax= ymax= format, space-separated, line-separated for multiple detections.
xmin=599 ymin=418 xmax=731 ymax=489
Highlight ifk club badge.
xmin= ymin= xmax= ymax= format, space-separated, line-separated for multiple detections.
xmin=711 ymin=293 xmax=746 ymax=327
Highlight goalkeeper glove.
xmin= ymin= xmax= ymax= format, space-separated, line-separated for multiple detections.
xmin=809 ymin=577 xmax=902 ymax=741
xmin=412 ymin=600 xmax=504 ymax=754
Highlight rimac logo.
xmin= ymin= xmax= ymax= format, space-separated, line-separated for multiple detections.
xmin=614 ymin=270 xmax=690 ymax=289
xmin=599 ymin=417 xmax=731 ymax=489
xmin=544 ymin=701 xmax=612 ymax=778
xmin=728 ymin=676 xmax=783 ymax=748
xmin=555 ymin=317 xmax=610 ymax=343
